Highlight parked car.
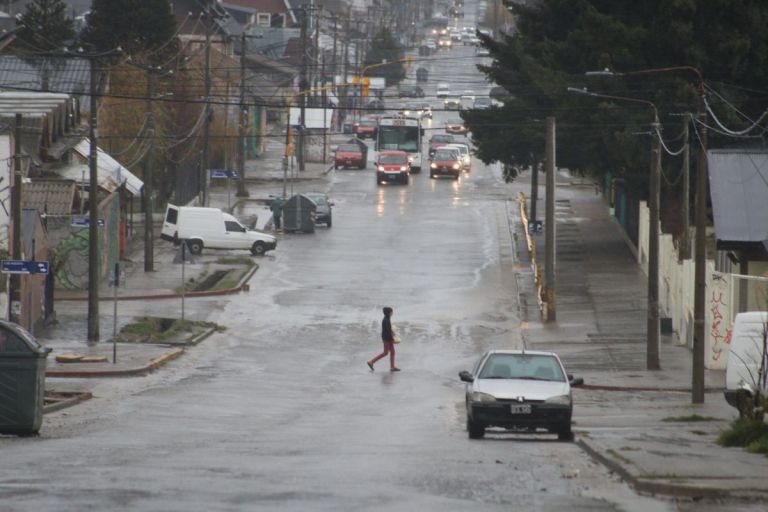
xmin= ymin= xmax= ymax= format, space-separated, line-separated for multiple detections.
xmin=436 ymin=83 xmax=451 ymax=98
xmin=459 ymin=350 xmax=584 ymax=440
xmin=334 ymin=143 xmax=366 ymax=169
xmin=354 ymin=118 xmax=378 ymax=139
xmin=429 ymin=148 xmax=462 ymax=180
xmin=160 ymin=205 xmax=276 ymax=256
xmin=304 ymin=192 xmax=334 ymax=228
xmin=445 ymin=117 xmax=468 ymax=134
xmin=429 ymin=134 xmax=455 ymax=156
xmin=473 ymin=97 xmax=492 ymax=109
xmin=443 ymin=142 xmax=471 ymax=171
xmin=398 ymin=84 xmax=425 ymax=98
xmin=724 ymin=312 xmax=768 ymax=417
xmin=376 ymin=150 xmax=411 ymax=184
xmin=443 ymin=97 xmax=461 ymax=110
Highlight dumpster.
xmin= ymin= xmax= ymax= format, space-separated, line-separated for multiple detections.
xmin=346 ymin=137 xmax=368 ymax=166
xmin=0 ymin=321 xmax=51 ymax=436
xmin=283 ymin=194 xmax=317 ymax=233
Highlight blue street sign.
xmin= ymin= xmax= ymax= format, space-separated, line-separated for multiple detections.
xmin=210 ymin=169 xmax=239 ymax=179
xmin=528 ymin=220 xmax=543 ymax=235
xmin=1 ymin=260 xmax=50 ymax=274
xmin=71 ymin=217 xmax=105 ymax=228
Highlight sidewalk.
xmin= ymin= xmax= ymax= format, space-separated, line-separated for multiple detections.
xmin=513 ymin=169 xmax=768 ymax=500
xmin=37 ymin=127 xmax=335 ymax=380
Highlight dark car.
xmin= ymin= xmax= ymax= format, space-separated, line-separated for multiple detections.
xmin=398 ymin=85 xmax=425 ymax=98
xmin=334 ymin=143 xmax=366 ymax=170
xmin=416 ymin=67 xmax=429 ymax=82
xmin=304 ymin=192 xmax=333 ymax=227
xmin=459 ymin=350 xmax=584 ymax=440
xmin=429 ymin=134 xmax=455 ymax=156
xmin=354 ymin=118 xmax=378 ymax=139
xmin=429 ymin=148 xmax=462 ymax=180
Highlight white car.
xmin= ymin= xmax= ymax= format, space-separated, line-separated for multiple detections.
xmin=459 ymin=350 xmax=584 ymax=440
xmin=443 ymin=143 xmax=471 ymax=170
xmin=436 ymin=83 xmax=451 ymax=98
xmin=443 ymin=97 xmax=461 ymax=110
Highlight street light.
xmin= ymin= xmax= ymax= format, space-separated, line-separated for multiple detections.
xmin=584 ymin=66 xmax=708 ymax=403
xmin=567 ymin=86 xmax=662 ymax=371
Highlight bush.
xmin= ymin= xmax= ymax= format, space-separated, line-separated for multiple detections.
xmin=717 ymin=418 xmax=768 ymax=449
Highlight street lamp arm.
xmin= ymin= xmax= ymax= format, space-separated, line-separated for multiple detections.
xmin=567 ymin=87 xmax=659 ymax=123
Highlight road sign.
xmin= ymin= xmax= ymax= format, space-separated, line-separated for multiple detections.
xmin=210 ymin=169 xmax=239 ymax=179
xmin=1 ymin=260 xmax=50 ymax=274
xmin=528 ymin=220 xmax=543 ymax=235
xmin=71 ymin=217 xmax=105 ymax=228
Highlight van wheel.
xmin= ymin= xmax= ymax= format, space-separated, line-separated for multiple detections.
xmin=251 ymin=241 xmax=266 ymax=256
xmin=326 ymin=216 xmax=332 ymax=228
xmin=187 ymin=239 xmax=203 ymax=255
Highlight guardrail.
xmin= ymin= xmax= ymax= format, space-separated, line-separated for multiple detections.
xmin=518 ymin=192 xmax=546 ymax=315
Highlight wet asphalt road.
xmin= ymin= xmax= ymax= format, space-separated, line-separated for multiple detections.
xmin=0 ymin=10 xmax=757 ymax=512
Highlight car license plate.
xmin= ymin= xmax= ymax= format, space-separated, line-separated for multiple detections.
xmin=510 ymin=404 xmax=531 ymax=414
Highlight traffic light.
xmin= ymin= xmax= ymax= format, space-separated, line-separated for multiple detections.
xmin=362 ymin=77 xmax=370 ymax=98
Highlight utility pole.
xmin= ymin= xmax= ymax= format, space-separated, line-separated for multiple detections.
xmin=237 ymin=32 xmax=249 ymax=197
xmin=647 ymin=129 xmax=661 ymax=370
xmin=692 ymin=111 xmax=708 ymax=403
xmin=530 ymin=160 xmax=538 ymax=224
xmin=342 ymin=13 xmax=350 ymax=126
xmin=144 ymin=69 xmax=155 ymax=272
xmin=9 ymin=114 xmax=22 ymax=325
xmin=87 ymin=57 xmax=100 ymax=342
xmin=201 ymin=9 xmax=212 ymax=205
xmin=544 ymin=116 xmax=556 ymax=322
xmin=298 ymin=7 xmax=308 ymax=172
xmin=680 ymin=120 xmax=690 ymax=260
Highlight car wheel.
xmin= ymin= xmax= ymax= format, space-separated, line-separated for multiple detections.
xmin=251 ymin=241 xmax=266 ymax=256
xmin=557 ymin=425 xmax=573 ymax=441
xmin=187 ymin=239 xmax=203 ymax=255
xmin=467 ymin=416 xmax=485 ymax=439
xmin=327 ymin=216 xmax=332 ymax=228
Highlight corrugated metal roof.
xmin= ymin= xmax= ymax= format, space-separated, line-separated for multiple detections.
xmin=72 ymin=139 xmax=144 ymax=196
xmin=708 ymin=149 xmax=768 ymax=244
xmin=0 ymin=56 xmax=90 ymax=96
xmin=22 ymin=180 xmax=77 ymax=216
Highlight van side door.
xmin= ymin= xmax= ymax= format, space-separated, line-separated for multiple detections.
xmin=224 ymin=219 xmax=249 ymax=249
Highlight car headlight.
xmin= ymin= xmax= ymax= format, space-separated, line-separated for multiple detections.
xmin=408 ymin=156 xmax=414 ymax=162
xmin=400 ymin=166 xmax=407 ymax=171
xmin=430 ymin=163 xmax=437 ymax=169
xmin=377 ymin=166 xmax=385 ymax=171
xmin=471 ymin=392 xmax=496 ymax=403
xmin=453 ymin=163 xmax=460 ymax=169
xmin=545 ymin=394 xmax=571 ymax=405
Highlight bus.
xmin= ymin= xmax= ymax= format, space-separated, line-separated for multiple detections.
xmin=376 ymin=116 xmax=423 ymax=173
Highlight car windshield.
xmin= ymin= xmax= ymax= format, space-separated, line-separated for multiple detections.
xmin=431 ymin=135 xmax=453 ymax=143
xmin=379 ymin=154 xmax=407 ymax=164
xmin=306 ymin=194 xmax=327 ymax=206
xmin=447 ymin=145 xmax=468 ymax=155
xmin=479 ymin=354 xmax=565 ymax=381
xmin=360 ymin=120 xmax=377 ymax=127
xmin=405 ymin=103 xmax=421 ymax=109
xmin=475 ymin=98 xmax=491 ymax=105
xmin=433 ymin=150 xmax=457 ymax=160
xmin=338 ymin=145 xmax=360 ymax=152
xmin=447 ymin=118 xmax=463 ymax=125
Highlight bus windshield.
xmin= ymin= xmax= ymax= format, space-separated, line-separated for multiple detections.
xmin=378 ymin=126 xmax=420 ymax=153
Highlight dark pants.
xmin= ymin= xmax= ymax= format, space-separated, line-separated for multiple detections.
xmin=273 ymin=214 xmax=281 ymax=229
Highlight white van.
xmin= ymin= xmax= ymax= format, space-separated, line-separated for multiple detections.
xmin=160 ymin=205 xmax=277 ymax=256
xmin=724 ymin=311 xmax=768 ymax=416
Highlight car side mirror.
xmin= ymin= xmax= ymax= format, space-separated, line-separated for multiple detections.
xmin=459 ymin=370 xmax=474 ymax=383
xmin=570 ymin=377 xmax=584 ymax=387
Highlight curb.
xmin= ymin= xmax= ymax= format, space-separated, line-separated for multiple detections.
xmin=576 ymin=437 xmax=768 ymax=500
xmin=43 ymin=391 xmax=93 ymax=414
xmin=45 ymin=348 xmax=184 ymax=378
xmin=57 ymin=264 xmax=259 ymax=302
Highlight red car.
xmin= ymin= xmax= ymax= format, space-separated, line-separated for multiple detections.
xmin=376 ymin=150 xmax=410 ymax=185
xmin=429 ymin=134 xmax=455 ymax=157
xmin=354 ymin=118 xmax=378 ymax=139
xmin=334 ymin=144 xmax=366 ymax=170
xmin=429 ymin=148 xmax=461 ymax=180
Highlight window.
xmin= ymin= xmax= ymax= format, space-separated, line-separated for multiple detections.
xmin=257 ymin=13 xmax=271 ymax=27
xmin=225 ymin=221 xmax=245 ymax=233
xmin=165 ymin=208 xmax=178 ymax=224
xmin=479 ymin=354 xmax=565 ymax=381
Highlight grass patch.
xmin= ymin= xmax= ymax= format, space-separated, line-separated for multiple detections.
xmin=606 ymin=449 xmax=632 ymax=465
xmin=116 ymin=317 xmax=224 ymax=343
xmin=718 ymin=418 xmax=768 ymax=457
xmin=662 ymin=414 xmax=720 ymax=423
xmin=215 ymin=256 xmax=256 ymax=267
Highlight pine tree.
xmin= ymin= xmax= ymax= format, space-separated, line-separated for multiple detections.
xmin=15 ymin=0 xmax=75 ymax=52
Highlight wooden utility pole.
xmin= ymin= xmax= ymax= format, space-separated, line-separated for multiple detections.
xmin=544 ymin=116 xmax=556 ymax=322
xmin=680 ymin=120 xmax=690 ymax=260
xmin=201 ymin=10 xmax=212 ymax=205
xmin=237 ymin=32 xmax=249 ymax=197
xmin=9 ymin=114 xmax=22 ymax=325
xmin=530 ymin=161 xmax=538 ymax=224
xmin=298 ymin=7 xmax=308 ymax=171
xmin=88 ymin=57 xmax=100 ymax=341
xmin=647 ymin=131 xmax=661 ymax=370
xmin=692 ymin=111 xmax=708 ymax=403
xmin=144 ymin=69 xmax=155 ymax=272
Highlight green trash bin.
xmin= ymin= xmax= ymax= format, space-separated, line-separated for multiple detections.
xmin=0 ymin=321 xmax=51 ymax=436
